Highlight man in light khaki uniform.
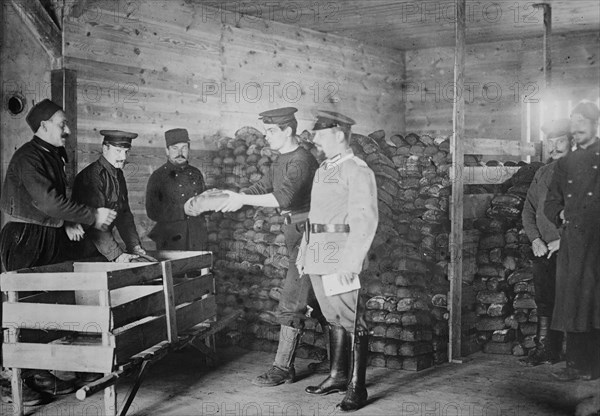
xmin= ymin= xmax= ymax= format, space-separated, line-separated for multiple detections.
xmin=297 ymin=110 xmax=378 ymax=412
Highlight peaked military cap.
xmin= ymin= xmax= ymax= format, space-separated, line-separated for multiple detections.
xmin=571 ymin=101 xmax=600 ymax=122
xmin=100 ymin=130 xmax=138 ymax=148
xmin=258 ymin=107 xmax=298 ymax=125
xmin=312 ymin=110 xmax=356 ymax=131
xmin=541 ymin=118 xmax=571 ymax=139
xmin=165 ymin=128 xmax=190 ymax=147
xmin=26 ymin=99 xmax=63 ymax=132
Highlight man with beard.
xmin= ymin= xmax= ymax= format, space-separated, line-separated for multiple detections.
xmin=0 ymin=99 xmax=117 ymax=405
xmin=545 ymin=101 xmax=600 ymax=382
xmin=520 ymin=118 xmax=571 ymax=367
xmin=145 ymin=128 xmax=207 ymax=251
xmin=72 ymin=130 xmax=148 ymax=263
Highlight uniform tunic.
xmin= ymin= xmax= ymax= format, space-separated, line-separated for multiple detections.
xmin=522 ymin=162 xmax=562 ymax=316
xmin=145 ymin=161 xmax=207 ymax=250
xmin=545 ymin=139 xmax=600 ymax=332
xmin=298 ymin=151 xmax=378 ymax=331
xmin=72 ymin=156 xmax=141 ymax=261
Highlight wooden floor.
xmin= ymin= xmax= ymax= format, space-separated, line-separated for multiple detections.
xmin=6 ymin=347 xmax=600 ymax=416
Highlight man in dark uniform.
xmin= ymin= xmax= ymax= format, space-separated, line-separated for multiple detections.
xmin=298 ymin=110 xmax=378 ymax=412
xmin=520 ymin=118 xmax=571 ymax=366
xmin=72 ymin=130 xmax=148 ymax=263
xmin=145 ymin=128 xmax=207 ymax=251
xmin=218 ymin=107 xmax=323 ymax=387
xmin=545 ymin=101 xmax=600 ymax=381
xmin=0 ymin=99 xmax=117 ymax=405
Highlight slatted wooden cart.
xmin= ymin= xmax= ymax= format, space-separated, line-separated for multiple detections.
xmin=1 ymin=250 xmax=240 ymax=416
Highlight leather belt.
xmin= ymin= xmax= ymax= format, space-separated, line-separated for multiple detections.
xmin=282 ymin=210 xmax=309 ymax=225
xmin=310 ymin=223 xmax=350 ymax=233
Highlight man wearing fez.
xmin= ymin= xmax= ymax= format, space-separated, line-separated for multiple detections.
xmin=0 ymin=99 xmax=116 ymax=405
xmin=145 ymin=128 xmax=207 ymax=251
xmin=72 ymin=130 xmax=148 ymax=263
xmin=218 ymin=107 xmax=323 ymax=387
xmin=545 ymin=101 xmax=600 ymax=382
xmin=297 ymin=110 xmax=378 ymax=412
xmin=520 ymin=118 xmax=571 ymax=367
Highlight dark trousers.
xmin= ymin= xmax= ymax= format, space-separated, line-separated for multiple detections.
xmin=277 ymin=222 xmax=323 ymax=328
xmin=0 ymin=222 xmax=70 ymax=367
xmin=567 ymin=329 xmax=600 ymax=378
xmin=532 ymin=254 xmax=557 ymax=317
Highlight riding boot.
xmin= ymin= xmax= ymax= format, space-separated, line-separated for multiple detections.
xmin=306 ymin=325 xmax=348 ymax=395
xmin=338 ymin=329 xmax=368 ymax=412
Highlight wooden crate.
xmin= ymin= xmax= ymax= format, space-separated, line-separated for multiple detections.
xmin=1 ymin=250 xmax=214 ymax=386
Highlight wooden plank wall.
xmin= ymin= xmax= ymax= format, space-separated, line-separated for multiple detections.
xmin=0 ymin=2 xmax=53 ymax=226
xmin=62 ymin=0 xmax=405 ymax=243
xmin=63 ymin=0 xmax=405 ymax=148
xmin=405 ymin=30 xmax=600 ymax=159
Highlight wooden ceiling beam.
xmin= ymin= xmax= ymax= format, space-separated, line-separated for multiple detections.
xmin=9 ymin=0 xmax=62 ymax=64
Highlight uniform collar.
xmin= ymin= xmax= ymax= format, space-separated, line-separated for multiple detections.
xmin=99 ymin=155 xmax=120 ymax=174
xmin=321 ymin=149 xmax=354 ymax=168
xmin=166 ymin=160 xmax=189 ymax=171
xmin=32 ymin=135 xmax=68 ymax=162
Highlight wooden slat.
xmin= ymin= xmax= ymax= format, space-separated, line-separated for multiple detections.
xmin=2 ymin=303 xmax=110 ymax=333
xmin=20 ymin=291 xmax=75 ymax=305
xmin=113 ymin=316 xmax=167 ymax=365
xmin=111 ymin=275 xmax=213 ymax=329
xmin=2 ymin=342 xmax=114 ymax=374
xmin=106 ymin=263 xmax=164 ymax=290
xmin=1 ymin=272 xmax=108 ymax=291
xmin=463 ymin=139 xmax=536 ymax=157
xmin=161 ymin=261 xmax=177 ymax=343
xmin=449 ymin=0 xmax=466 ymax=363
xmin=176 ymin=296 xmax=217 ymax=333
xmin=459 ymin=166 xmax=522 ymax=185
xmin=165 ymin=252 xmax=213 ymax=275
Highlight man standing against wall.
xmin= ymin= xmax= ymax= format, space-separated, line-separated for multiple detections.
xmin=218 ymin=107 xmax=323 ymax=387
xmin=545 ymin=101 xmax=600 ymax=381
xmin=520 ymin=118 xmax=571 ymax=367
xmin=72 ymin=130 xmax=148 ymax=263
xmin=0 ymin=99 xmax=116 ymax=405
xmin=146 ymin=128 xmax=207 ymax=251
xmin=298 ymin=110 xmax=378 ymax=412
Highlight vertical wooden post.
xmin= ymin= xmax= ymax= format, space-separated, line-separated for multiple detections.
xmin=98 ymin=290 xmax=117 ymax=416
xmin=51 ymin=69 xmax=78 ymax=186
xmin=534 ymin=3 xmax=552 ymax=89
xmin=449 ymin=0 xmax=466 ymax=362
xmin=6 ymin=291 xmax=23 ymax=416
xmin=161 ymin=261 xmax=178 ymax=343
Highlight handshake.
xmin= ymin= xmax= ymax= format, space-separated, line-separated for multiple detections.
xmin=65 ymin=207 xmax=118 ymax=242
xmin=184 ymin=189 xmax=245 ymax=216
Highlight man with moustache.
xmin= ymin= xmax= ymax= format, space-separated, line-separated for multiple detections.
xmin=145 ymin=128 xmax=207 ymax=251
xmin=218 ymin=107 xmax=325 ymax=387
xmin=297 ymin=110 xmax=378 ymax=412
xmin=545 ymin=101 xmax=600 ymax=381
xmin=72 ymin=130 xmax=148 ymax=263
xmin=0 ymin=99 xmax=117 ymax=405
xmin=520 ymin=118 xmax=571 ymax=367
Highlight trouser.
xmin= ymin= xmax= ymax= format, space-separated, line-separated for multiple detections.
xmin=0 ymin=222 xmax=70 ymax=367
xmin=309 ymin=274 xmax=366 ymax=333
xmin=566 ymin=329 xmax=600 ymax=378
xmin=277 ymin=222 xmax=323 ymax=328
xmin=532 ymin=254 xmax=557 ymax=317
